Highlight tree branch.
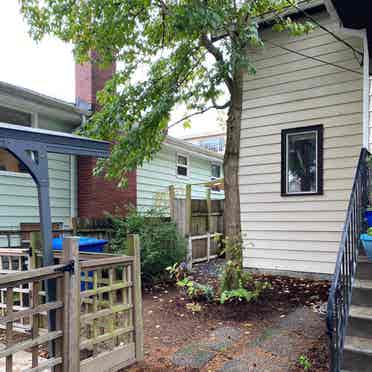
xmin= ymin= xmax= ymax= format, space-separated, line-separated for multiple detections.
xmin=200 ymin=34 xmax=233 ymax=93
xmin=168 ymin=102 xmax=230 ymax=130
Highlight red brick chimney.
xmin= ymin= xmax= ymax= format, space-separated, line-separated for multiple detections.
xmin=76 ymin=57 xmax=137 ymax=218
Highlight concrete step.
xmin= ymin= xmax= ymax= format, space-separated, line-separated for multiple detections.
xmin=356 ymin=256 xmax=372 ymax=280
xmin=343 ymin=336 xmax=372 ymax=371
xmin=347 ymin=305 xmax=372 ymax=339
xmin=352 ymin=279 xmax=372 ymax=307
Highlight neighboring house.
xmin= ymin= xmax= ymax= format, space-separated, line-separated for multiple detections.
xmin=0 ymin=70 xmax=223 ymax=233
xmin=240 ymin=0 xmax=371 ymax=277
xmin=0 ymin=81 xmax=82 ymax=230
xmin=181 ymin=132 xmax=226 ymax=154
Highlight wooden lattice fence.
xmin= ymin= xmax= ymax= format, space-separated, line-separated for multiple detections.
xmin=0 ymin=235 xmax=143 ymax=372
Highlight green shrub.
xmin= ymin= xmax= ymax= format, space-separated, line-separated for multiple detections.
xmin=220 ymin=288 xmax=256 ymax=304
xmin=111 ymin=208 xmax=186 ymax=284
xmin=219 ymin=260 xmax=252 ymax=292
xmin=177 ymin=277 xmax=215 ymax=302
xmin=298 ymin=355 xmax=311 ymax=371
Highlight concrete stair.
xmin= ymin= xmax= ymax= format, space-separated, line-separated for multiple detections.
xmin=342 ymin=256 xmax=372 ymax=370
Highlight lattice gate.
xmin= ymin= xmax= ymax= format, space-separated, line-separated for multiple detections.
xmin=0 ymin=235 xmax=143 ymax=372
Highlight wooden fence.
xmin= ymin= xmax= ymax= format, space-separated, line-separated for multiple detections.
xmin=0 ymin=235 xmax=143 ymax=371
xmin=0 ymin=218 xmax=115 ymax=251
xmin=169 ymin=185 xmax=224 ymax=269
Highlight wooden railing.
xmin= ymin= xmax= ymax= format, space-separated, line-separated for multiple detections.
xmin=0 ymin=235 xmax=143 ymax=372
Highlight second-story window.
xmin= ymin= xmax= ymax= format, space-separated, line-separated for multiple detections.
xmin=176 ymin=154 xmax=189 ymax=177
xmin=211 ymin=163 xmax=221 ymax=179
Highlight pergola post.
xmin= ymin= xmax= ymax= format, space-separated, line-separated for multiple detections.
xmin=0 ymin=123 xmax=110 ymax=365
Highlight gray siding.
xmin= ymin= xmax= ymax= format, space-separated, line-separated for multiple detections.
xmin=240 ymin=12 xmax=363 ymax=275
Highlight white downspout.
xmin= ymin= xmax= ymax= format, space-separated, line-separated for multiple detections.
xmin=363 ymin=31 xmax=370 ymax=149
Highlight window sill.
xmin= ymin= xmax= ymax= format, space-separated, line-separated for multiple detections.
xmin=281 ymin=191 xmax=323 ymax=197
xmin=176 ymin=174 xmax=190 ymax=180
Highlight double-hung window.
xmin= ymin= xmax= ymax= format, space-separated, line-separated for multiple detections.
xmin=211 ymin=163 xmax=221 ymax=179
xmin=176 ymin=154 xmax=189 ymax=177
xmin=281 ymin=125 xmax=323 ymax=196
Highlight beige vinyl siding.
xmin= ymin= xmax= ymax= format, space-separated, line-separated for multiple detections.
xmin=240 ymin=11 xmax=363 ymax=275
xmin=369 ymin=77 xmax=372 ymax=149
xmin=137 ymin=146 xmax=224 ymax=213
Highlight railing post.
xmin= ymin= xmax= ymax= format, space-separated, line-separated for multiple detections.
xmin=63 ymin=237 xmax=80 ymax=372
xmin=127 ymin=234 xmax=144 ymax=362
xmin=187 ymin=236 xmax=193 ymax=271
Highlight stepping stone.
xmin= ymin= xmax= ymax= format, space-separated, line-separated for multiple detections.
xmin=219 ymin=359 xmax=249 ymax=372
xmin=203 ymin=327 xmax=242 ymax=351
xmin=172 ymin=343 xmax=216 ymax=369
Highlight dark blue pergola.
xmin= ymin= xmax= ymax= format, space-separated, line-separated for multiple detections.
xmin=0 ymin=123 xmax=110 ymax=338
xmin=0 ymin=123 xmax=110 ymax=267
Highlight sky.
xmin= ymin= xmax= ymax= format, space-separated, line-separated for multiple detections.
xmin=0 ymin=1 xmax=224 ymax=138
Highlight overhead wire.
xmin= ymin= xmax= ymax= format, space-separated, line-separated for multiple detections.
xmin=290 ymin=3 xmax=364 ymax=61
xmin=264 ymin=39 xmax=362 ymax=75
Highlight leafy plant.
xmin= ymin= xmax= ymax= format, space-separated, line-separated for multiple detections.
xmin=177 ymin=278 xmax=214 ymax=302
xmin=166 ymin=262 xmax=188 ymax=282
xmin=111 ymin=208 xmax=186 ymax=284
xmin=298 ymin=355 xmax=311 ymax=371
xmin=220 ymin=260 xmax=252 ymax=292
xmin=220 ymin=288 xmax=255 ymax=304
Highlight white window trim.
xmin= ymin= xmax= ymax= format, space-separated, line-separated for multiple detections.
xmin=285 ymin=130 xmax=318 ymax=195
xmin=210 ymin=162 xmax=221 ymax=180
xmin=176 ymin=153 xmax=190 ymax=179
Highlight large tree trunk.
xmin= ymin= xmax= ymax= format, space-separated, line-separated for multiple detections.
xmin=223 ymin=70 xmax=243 ymax=259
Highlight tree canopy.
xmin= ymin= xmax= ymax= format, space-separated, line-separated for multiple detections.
xmin=20 ymin=0 xmax=313 ymax=185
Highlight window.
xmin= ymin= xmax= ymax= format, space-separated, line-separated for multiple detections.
xmin=0 ymin=105 xmax=32 ymax=174
xmin=0 ymin=149 xmax=28 ymax=173
xmin=211 ymin=163 xmax=221 ymax=179
xmin=176 ymin=154 xmax=188 ymax=177
xmin=281 ymin=125 xmax=323 ymax=196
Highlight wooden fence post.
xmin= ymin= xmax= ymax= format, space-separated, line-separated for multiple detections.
xmin=187 ymin=236 xmax=192 ymax=271
xmin=30 ymin=231 xmax=42 ymax=269
xmin=169 ymin=185 xmax=175 ymax=220
xmin=185 ymin=184 xmax=192 ymax=236
xmin=62 ymin=237 xmax=80 ymax=372
xmin=207 ymin=232 xmax=211 ymax=262
xmin=127 ymin=234 xmax=144 ymax=362
xmin=206 ymin=188 xmax=212 ymax=234
xmin=185 ymin=184 xmax=193 ymax=270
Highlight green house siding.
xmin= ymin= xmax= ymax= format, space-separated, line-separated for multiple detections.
xmin=137 ymin=146 xmax=223 ymax=213
xmin=0 ymin=152 xmax=75 ymax=230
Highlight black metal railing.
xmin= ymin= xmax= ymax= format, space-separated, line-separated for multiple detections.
xmin=327 ymin=148 xmax=370 ymax=371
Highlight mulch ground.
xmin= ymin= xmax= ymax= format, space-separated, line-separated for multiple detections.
xmin=128 ymin=260 xmax=330 ymax=371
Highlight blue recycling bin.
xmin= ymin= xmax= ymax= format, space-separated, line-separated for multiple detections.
xmin=360 ymin=234 xmax=372 ymax=260
xmin=365 ymin=210 xmax=372 ymax=227
xmin=52 ymin=237 xmax=108 ymax=290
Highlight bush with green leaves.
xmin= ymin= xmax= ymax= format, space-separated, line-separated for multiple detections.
xmin=177 ymin=277 xmax=215 ymax=302
xmin=111 ymin=208 xmax=186 ymax=284
xmin=218 ymin=236 xmax=271 ymax=304
xmin=298 ymin=355 xmax=312 ymax=371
